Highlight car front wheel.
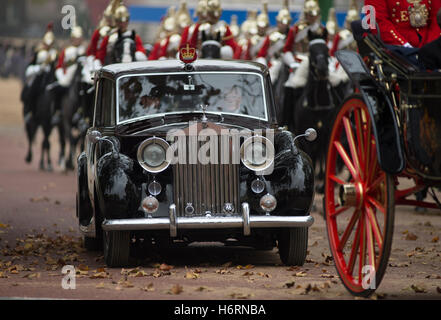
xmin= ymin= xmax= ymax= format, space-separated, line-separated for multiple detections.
xmin=278 ymin=227 xmax=308 ymax=266
xmin=103 ymin=230 xmax=131 ymax=267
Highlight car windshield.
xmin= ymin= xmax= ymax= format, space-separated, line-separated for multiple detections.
xmin=117 ymin=72 xmax=267 ymax=123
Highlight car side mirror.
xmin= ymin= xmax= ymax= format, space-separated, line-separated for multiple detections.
xmin=304 ymin=128 xmax=317 ymax=142
xmin=293 ymin=128 xmax=317 ymax=144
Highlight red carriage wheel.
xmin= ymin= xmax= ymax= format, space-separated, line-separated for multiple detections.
xmin=324 ymin=95 xmax=395 ymax=297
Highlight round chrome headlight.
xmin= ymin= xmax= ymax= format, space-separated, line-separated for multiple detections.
xmin=240 ymin=135 xmax=274 ymax=172
xmin=137 ymin=137 xmax=170 ymax=173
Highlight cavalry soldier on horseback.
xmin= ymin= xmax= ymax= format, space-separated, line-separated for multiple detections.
xmin=188 ymin=0 xmax=238 ymax=59
xmin=329 ymin=0 xmax=360 ymax=56
xmin=96 ymin=1 xmax=147 ymax=65
xmin=51 ymin=26 xmax=86 ymax=125
xmin=255 ymin=0 xmax=292 ymax=80
xmin=282 ymin=0 xmax=326 ymax=70
xmin=249 ymin=2 xmax=271 ymax=60
xmin=233 ymin=9 xmax=258 ymax=60
xmin=178 ymin=0 xmax=207 ymax=51
xmin=157 ymin=2 xmax=193 ymax=60
xmin=365 ymin=0 xmax=441 ymax=48
xmin=22 ymin=23 xmax=58 ymax=123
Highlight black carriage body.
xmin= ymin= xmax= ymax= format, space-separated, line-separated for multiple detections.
xmin=336 ymin=36 xmax=441 ymax=183
xmin=77 ymin=59 xmax=315 ymax=247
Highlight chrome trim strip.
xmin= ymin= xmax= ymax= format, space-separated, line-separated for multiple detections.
xmin=169 ymin=204 xmax=177 ymax=237
xmin=242 ymin=203 xmax=250 ymax=236
xmin=116 ymin=71 xmax=269 ymax=124
xmin=101 ymin=214 xmax=315 ymax=232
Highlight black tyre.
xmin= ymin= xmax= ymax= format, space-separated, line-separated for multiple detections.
xmin=278 ymin=227 xmax=308 ymax=266
xmin=103 ymin=230 xmax=131 ymax=267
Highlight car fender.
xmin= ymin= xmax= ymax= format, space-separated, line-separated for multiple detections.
xmin=95 ymin=152 xmax=140 ymax=220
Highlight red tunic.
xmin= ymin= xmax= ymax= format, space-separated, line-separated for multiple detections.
xmin=365 ymin=0 xmax=441 ymax=47
xmin=86 ymin=29 xmax=101 ymax=56
xmin=96 ymin=32 xmax=146 ymax=64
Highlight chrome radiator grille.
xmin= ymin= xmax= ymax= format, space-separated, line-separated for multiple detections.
xmin=172 ymin=135 xmax=240 ymax=217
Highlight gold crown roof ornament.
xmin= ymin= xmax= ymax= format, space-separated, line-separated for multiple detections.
xmin=326 ymin=7 xmax=338 ymax=36
xmin=114 ymin=1 xmax=130 ymax=23
xmin=206 ymin=0 xmax=222 ymax=19
xmin=304 ymin=0 xmax=320 ymax=17
xmin=257 ymin=1 xmax=270 ymax=29
xmin=176 ymin=1 xmax=192 ymax=29
xmin=42 ymin=22 xmax=55 ymax=47
xmin=345 ymin=0 xmax=360 ymax=26
xmin=276 ymin=0 xmax=292 ymax=25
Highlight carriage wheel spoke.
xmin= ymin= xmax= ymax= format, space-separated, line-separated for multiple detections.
xmin=363 ymin=116 xmax=372 ymax=175
xmin=330 ymin=205 xmax=350 ymax=218
xmin=367 ymin=195 xmax=386 ymax=215
xmin=358 ymin=213 xmax=366 ymax=284
xmin=365 ymin=212 xmax=377 ymax=270
xmin=367 ymin=172 xmax=386 ymax=194
xmin=329 ymin=174 xmax=345 ymax=185
xmin=343 ymin=116 xmax=362 ymax=181
xmin=337 ymin=209 xmax=360 ymax=251
xmin=347 ymin=217 xmax=362 ymax=276
xmin=354 ymin=109 xmax=365 ymax=170
xmin=334 ymin=141 xmax=358 ymax=181
xmin=366 ymin=203 xmax=384 ymax=251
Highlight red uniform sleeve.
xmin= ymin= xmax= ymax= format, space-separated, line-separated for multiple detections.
xmin=148 ymin=41 xmax=161 ymax=60
xmin=222 ymin=26 xmax=237 ymax=52
xmin=424 ymin=0 xmax=441 ymax=44
xmin=364 ymin=0 xmax=407 ymax=46
xmin=56 ymin=49 xmax=65 ymax=70
xmin=257 ymin=36 xmax=270 ymax=58
xmin=283 ymin=26 xmax=296 ymax=53
xmin=135 ymin=35 xmax=146 ymax=54
xmin=189 ymin=23 xmax=201 ymax=48
xmin=96 ymin=35 xmax=109 ymax=64
xmin=158 ymin=37 xmax=170 ymax=58
xmin=329 ymin=32 xmax=340 ymax=57
xmin=233 ymin=43 xmax=242 ymax=59
xmin=86 ymin=29 xmax=100 ymax=56
xmin=179 ymin=26 xmax=190 ymax=48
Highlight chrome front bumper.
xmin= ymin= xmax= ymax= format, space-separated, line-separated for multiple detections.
xmin=102 ymin=203 xmax=314 ymax=237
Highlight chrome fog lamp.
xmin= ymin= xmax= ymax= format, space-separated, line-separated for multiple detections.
xmin=260 ymin=194 xmax=277 ymax=212
xmin=142 ymin=195 xmax=159 ymax=214
xmin=148 ymin=180 xmax=162 ymax=196
xmin=240 ymin=135 xmax=274 ymax=172
xmin=251 ymin=178 xmax=265 ymax=194
xmin=137 ymin=137 xmax=170 ymax=173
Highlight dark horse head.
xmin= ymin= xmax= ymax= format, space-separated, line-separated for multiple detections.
xmin=308 ymin=28 xmax=329 ymax=81
xmin=200 ymin=30 xmax=221 ymax=59
xmin=109 ymin=30 xmax=136 ymax=64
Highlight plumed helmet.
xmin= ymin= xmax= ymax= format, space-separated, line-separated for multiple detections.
xmin=114 ymin=1 xmax=130 ymax=23
xmin=194 ymin=0 xmax=207 ymax=19
xmin=103 ymin=0 xmax=119 ymax=18
xmin=326 ymin=7 xmax=338 ymax=36
xmin=345 ymin=0 xmax=360 ymax=26
xmin=304 ymin=0 xmax=320 ymax=17
xmin=163 ymin=6 xmax=177 ymax=33
xmin=42 ymin=22 xmax=55 ymax=47
xmin=71 ymin=25 xmax=83 ymax=39
xmin=176 ymin=1 xmax=192 ymax=29
xmin=206 ymin=0 xmax=222 ymax=19
xmin=276 ymin=0 xmax=292 ymax=25
xmin=229 ymin=14 xmax=240 ymax=38
xmin=241 ymin=10 xmax=258 ymax=36
xmin=257 ymin=1 xmax=270 ymax=29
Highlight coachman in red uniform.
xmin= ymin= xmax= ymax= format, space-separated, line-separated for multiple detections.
xmin=365 ymin=0 xmax=441 ymax=47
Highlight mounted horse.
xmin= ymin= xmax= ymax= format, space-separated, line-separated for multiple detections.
xmin=283 ymin=29 xmax=351 ymax=192
xmin=21 ymin=57 xmax=56 ymax=171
